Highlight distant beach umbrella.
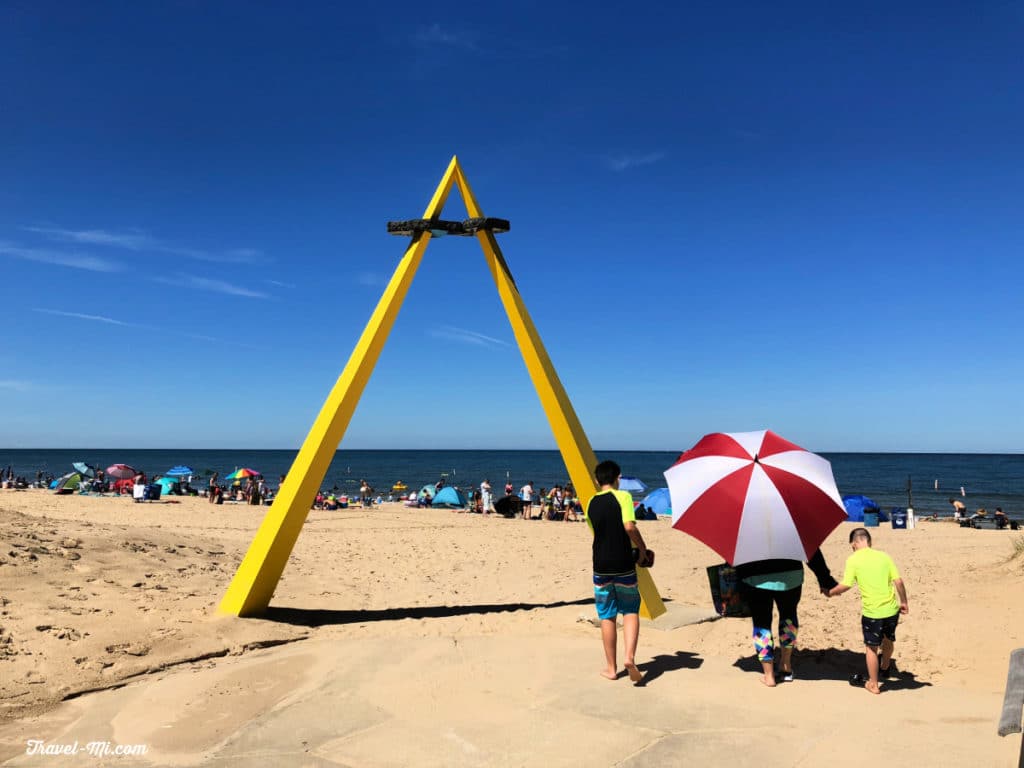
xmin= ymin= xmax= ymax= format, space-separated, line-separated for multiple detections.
xmin=618 ymin=476 xmax=647 ymax=494
xmin=105 ymin=464 xmax=137 ymax=480
xmin=72 ymin=462 xmax=96 ymax=478
xmin=226 ymin=467 xmax=261 ymax=480
xmin=165 ymin=465 xmax=194 ymax=477
xmin=665 ymin=429 xmax=847 ymax=565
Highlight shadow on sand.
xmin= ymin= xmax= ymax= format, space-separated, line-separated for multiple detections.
xmin=635 ymin=651 xmax=704 ymax=687
xmin=264 ymin=598 xmax=593 ymax=627
xmin=732 ymin=647 xmax=933 ymax=690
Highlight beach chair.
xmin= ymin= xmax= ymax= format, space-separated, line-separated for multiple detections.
xmin=998 ymin=647 xmax=1024 ymax=767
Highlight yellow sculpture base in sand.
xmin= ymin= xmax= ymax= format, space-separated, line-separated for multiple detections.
xmin=218 ymin=157 xmax=664 ymax=620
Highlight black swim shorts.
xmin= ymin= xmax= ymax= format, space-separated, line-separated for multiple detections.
xmin=861 ymin=613 xmax=899 ymax=647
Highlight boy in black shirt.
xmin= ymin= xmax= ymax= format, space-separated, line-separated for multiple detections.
xmin=586 ymin=460 xmax=649 ymax=682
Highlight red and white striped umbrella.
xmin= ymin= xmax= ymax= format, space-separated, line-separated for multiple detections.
xmin=105 ymin=464 xmax=137 ymax=480
xmin=664 ymin=430 xmax=847 ymax=565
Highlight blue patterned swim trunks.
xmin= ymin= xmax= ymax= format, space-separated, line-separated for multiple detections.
xmin=593 ymin=572 xmax=640 ymax=619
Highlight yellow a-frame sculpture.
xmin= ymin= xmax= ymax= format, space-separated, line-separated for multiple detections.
xmin=218 ymin=157 xmax=665 ymax=619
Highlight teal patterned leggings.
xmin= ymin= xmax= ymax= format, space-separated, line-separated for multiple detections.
xmin=746 ymin=585 xmax=801 ymax=663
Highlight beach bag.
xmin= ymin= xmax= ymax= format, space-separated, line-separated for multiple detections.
xmin=706 ymin=563 xmax=751 ymax=618
xmin=632 ymin=548 xmax=655 ymax=568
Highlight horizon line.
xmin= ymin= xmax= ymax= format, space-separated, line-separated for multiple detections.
xmin=2 ymin=447 xmax=1022 ymax=456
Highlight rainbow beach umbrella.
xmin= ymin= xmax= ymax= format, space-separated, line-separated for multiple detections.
xmin=226 ymin=467 xmax=261 ymax=480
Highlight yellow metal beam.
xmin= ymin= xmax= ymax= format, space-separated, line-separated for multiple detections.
xmin=218 ymin=158 xmax=459 ymax=616
xmin=219 ymin=156 xmax=663 ymax=620
xmin=452 ymin=165 xmax=665 ymax=620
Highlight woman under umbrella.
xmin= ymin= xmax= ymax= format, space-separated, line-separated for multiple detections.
xmin=735 ymin=550 xmax=838 ymax=687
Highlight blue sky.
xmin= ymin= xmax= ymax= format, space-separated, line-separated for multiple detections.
xmin=2 ymin=3 xmax=1022 ymax=452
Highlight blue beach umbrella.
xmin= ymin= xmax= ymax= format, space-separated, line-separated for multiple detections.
xmin=618 ymin=476 xmax=648 ymax=494
xmin=72 ymin=461 xmax=96 ymax=478
xmin=165 ymin=465 xmax=194 ymax=477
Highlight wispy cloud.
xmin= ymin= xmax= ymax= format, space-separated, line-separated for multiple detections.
xmin=152 ymin=274 xmax=270 ymax=299
xmin=187 ymin=276 xmax=269 ymax=298
xmin=24 ymin=227 xmax=151 ymax=249
xmin=34 ymin=308 xmax=129 ymax=325
xmin=604 ymin=152 xmax=667 ymax=172
xmin=430 ymin=325 xmax=509 ymax=348
xmin=413 ymin=23 xmax=479 ymax=50
xmin=25 ymin=226 xmax=266 ymax=265
xmin=33 ymin=307 xmax=255 ymax=347
xmin=265 ymin=278 xmax=296 ymax=289
xmin=0 ymin=242 xmax=122 ymax=273
xmin=0 ymin=379 xmax=32 ymax=392
xmin=356 ymin=271 xmax=387 ymax=287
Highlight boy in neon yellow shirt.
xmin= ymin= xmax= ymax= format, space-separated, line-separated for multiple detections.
xmin=828 ymin=527 xmax=909 ymax=694
xmin=586 ymin=460 xmax=648 ymax=683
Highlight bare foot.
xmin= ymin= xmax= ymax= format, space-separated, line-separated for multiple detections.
xmin=865 ymin=681 xmax=881 ymax=695
xmin=600 ymin=669 xmax=618 ymax=681
xmin=624 ymin=662 xmax=644 ymax=683
xmin=761 ymin=674 xmax=777 ymax=687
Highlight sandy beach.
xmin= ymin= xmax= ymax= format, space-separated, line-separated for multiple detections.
xmin=0 ymin=488 xmax=1022 ymax=766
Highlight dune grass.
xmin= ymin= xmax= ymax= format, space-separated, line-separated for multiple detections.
xmin=1009 ymin=535 xmax=1024 ymax=561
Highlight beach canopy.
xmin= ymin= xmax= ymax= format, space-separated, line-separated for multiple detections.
xmin=155 ymin=476 xmax=181 ymax=495
xmin=165 ymin=465 xmax=194 ymax=477
xmin=640 ymin=487 xmax=672 ymax=516
xmin=418 ymin=484 xmax=436 ymax=500
xmin=54 ymin=472 xmax=83 ymax=494
xmin=842 ymin=494 xmax=890 ymax=523
xmin=431 ymin=486 xmax=468 ymax=508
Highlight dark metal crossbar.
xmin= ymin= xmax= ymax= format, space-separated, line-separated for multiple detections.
xmin=387 ymin=218 xmax=510 ymax=237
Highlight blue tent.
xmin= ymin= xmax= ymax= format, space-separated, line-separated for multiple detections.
xmin=619 ymin=476 xmax=648 ymax=494
xmin=640 ymin=488 xmax=672 ymax=516
xmin=155 ymin=476 xmax=182 ymax=496
xmin=842 ymin=494 xmax=889 ymax=522
xmin=431 ymin=486 xmax=467 ymax=508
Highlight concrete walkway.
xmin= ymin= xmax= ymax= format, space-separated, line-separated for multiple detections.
xmin=0 ymin=634 xmax=1017 ymax=767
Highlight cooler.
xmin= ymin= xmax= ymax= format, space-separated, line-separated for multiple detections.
xmin=891 ymin=508 xmax=907 ymax=529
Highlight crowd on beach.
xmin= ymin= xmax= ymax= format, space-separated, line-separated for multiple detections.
xmin=1 ymin=466 xmax=51 ymax=490
xmin=309 ymin=475 xmax=601 ymax=521
xmin=1 ymin=464 xmax=598 ymax=521
xmin=947 ymin=497 xmax=1018 ymax=529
